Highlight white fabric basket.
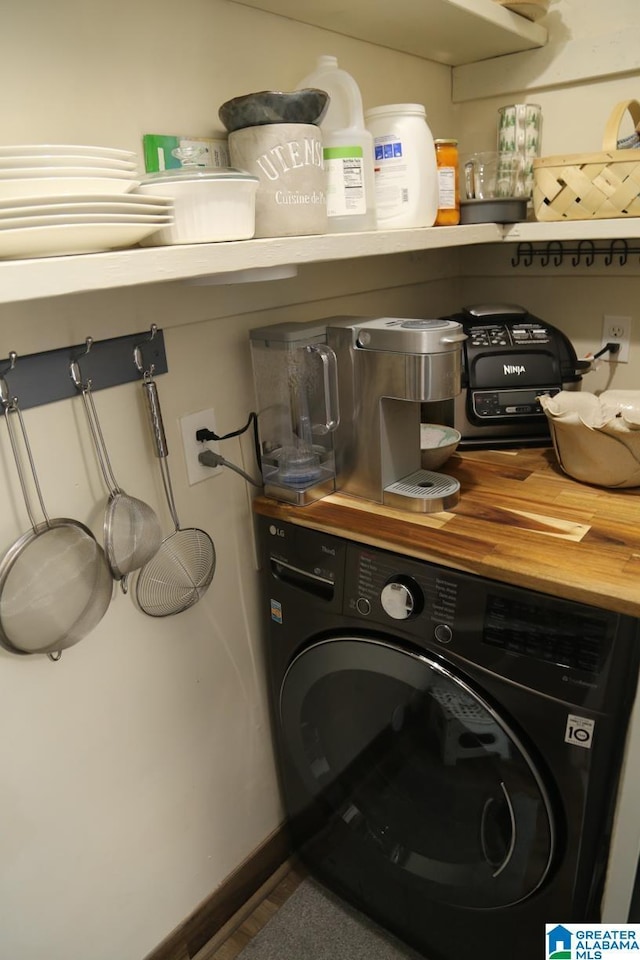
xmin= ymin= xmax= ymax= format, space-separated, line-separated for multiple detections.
xmin=539 ymin=391 xmax=640 ymax=488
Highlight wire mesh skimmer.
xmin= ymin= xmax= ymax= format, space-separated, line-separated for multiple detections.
xmin=133 ymin=359 xmax=216 ymax=617
xmin=71 ymin=343 xmax=163 ymax=590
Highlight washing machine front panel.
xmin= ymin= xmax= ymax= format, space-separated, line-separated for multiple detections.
xmin=280 ymin=636 xmax=555 ymax=909
xmin=344 ymin=542 xmax=624 ymax=712
xmin=255 ymin=515 xmax=640 ymax=960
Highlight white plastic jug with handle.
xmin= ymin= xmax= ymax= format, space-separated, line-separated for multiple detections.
xmin=297 ymin=55 xmax=376 ymax=233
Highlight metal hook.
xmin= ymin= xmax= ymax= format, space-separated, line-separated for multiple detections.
xmin=604 ymin=238 xmax=628 ymax=266
xmin=537 ymin=240 xmax=565 ymax=268
xmin=0 ymin=350 xmax=18 ymax=378
xmin=134 ymin=324 xmax=158 ymax=377
xmin=511 ymin=242 xmax=534 ymax=267
xmin=0 ymin=352 xmax=18 ymax=410
xmin=70 ymin=337 xmax=94 ymax=392
xmin=572 ymin=239 xmax=595 ymax=267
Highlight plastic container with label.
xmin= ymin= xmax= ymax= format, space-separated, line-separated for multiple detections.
xmin=297 ymin=55 xmax=376 ymax=233
xmin=365 ymin=103 xmax=438 ymax=229
xmin=435 ymin=138 xmax=461 ymax=226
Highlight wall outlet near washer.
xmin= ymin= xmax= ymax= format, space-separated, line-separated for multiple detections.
xmin=179 ymin=408 xmax=222 ymax=485
xmin=601 ymin=314 xmax=632 ymax=363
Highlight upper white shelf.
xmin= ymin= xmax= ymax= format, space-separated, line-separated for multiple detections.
xmin=1 ymin=218 xmax=639 ymax=307
xmin=503 ymin=219 xmax=640 ymax=243
xmin=0 ymin=223 xmax=502 ymax=306
xmin=229 ymin=0 xmax=547 ymax=66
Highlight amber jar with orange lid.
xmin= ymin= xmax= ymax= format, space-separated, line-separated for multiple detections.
xmin=434 ymin=138 xmax=460 ymax=226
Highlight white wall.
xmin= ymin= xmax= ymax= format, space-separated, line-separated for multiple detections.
xmin=454 ymin=0 xmax=640 ymax=392
xmin=0 ymin=4 xmax=453 ymax=957
xmin=0 ymin=1 xmax=639 ymax=957
xmin=454 ymin=0 xmax=640 ymax=153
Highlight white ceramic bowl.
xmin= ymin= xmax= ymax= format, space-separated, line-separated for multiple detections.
xmin=420 ymin=424 xmax=461 ymax=470
xmin=136 ymin=168 xmax=258 ymax=245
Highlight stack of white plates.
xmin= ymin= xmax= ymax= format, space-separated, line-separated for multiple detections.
xmin=0 ymin=145 xmax=174 ymax=257
xmin=0 ymin=144 xmax=142 ymax=200
xmin=0 ymin=192 xmax=174 ymax=259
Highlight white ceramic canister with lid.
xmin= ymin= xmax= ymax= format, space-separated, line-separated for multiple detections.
xmin=365 ymin=103 xmax=438 ymax=229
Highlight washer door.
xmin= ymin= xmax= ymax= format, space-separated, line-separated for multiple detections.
xmin=280 ymin=636 xmax=556 ymax=909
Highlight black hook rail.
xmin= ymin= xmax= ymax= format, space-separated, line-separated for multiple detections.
xmin=511 ymin=238 xmax=640 ymax=268
xmin=0 ymin=327 xmax=167 ymax=414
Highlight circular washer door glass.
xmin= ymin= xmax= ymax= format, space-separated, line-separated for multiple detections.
xmin=280 ymin=636 xmax=555 ymax=908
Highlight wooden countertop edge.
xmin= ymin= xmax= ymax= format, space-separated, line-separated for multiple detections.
xmin=252 ymin=447 xmax=640 ymax=618
xmin=252 ymin=496 xmax=638 ymax=615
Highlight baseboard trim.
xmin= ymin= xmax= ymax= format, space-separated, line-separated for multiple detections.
xmin=145 ymin=824 xmax=292 ymax=960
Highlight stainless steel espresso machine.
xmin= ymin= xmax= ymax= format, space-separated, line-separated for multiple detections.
xmin=250 ymin=315 xmax=467 ymax=512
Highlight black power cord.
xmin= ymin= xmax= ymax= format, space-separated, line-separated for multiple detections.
xmin=196 ymin=411 xmax=262 ymax=472
xmin=196 ymin=411 xmax=263 ymax=487
xmin=592 ymin=341 xmax=621 ymax=360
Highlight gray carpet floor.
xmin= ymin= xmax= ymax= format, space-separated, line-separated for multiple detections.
xmin=236 ymin=877 xmax=426 ymax=960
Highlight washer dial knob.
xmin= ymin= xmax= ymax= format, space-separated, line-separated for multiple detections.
xmin=380 ymin=577 xmax=423 ymax=620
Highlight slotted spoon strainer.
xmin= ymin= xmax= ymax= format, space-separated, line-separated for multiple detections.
xmin=134 ymin=362 xmax=216 ymax=617
xmin=71 ymin=349 xmax=162 ymax=590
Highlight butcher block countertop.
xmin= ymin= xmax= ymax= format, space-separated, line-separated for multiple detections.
xmin=253 ymin=446 xmax=640 ymax=618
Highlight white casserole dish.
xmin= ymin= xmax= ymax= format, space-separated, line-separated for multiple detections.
xmin=137 ymin=168 xmax=258 ymax=245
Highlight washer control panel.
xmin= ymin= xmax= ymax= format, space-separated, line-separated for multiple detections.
xmin=257 ymin=515 xmax=633 ymax=711
xmin=343 ymin=541 xmax=619 ymax=706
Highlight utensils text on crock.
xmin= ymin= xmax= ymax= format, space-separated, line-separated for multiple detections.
xmin=0 ymin=358 xmax=112 ymax=660
xmin=70 ymin=340 xmax=162 ymax=592
xmin=133 ymin=333 xmax=216 ymax=616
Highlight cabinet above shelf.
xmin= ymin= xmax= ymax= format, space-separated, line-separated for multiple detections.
xmin=1 ymin=218 xmax=639 ymax=308
xmin=228 ymin=0 xmax=547 ymax=66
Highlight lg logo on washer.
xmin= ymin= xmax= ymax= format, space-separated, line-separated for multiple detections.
xmin=269 ymin=524 xmax=286 ymax=538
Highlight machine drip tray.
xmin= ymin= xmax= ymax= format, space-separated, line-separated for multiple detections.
xmin=383 ymin=469 xmax=460 ymax=513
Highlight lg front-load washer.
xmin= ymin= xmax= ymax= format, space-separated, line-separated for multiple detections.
xmin=256 ymin=516 xmax=640 ymax=960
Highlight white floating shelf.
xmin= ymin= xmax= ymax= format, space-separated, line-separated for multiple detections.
xmin=503 ymin=219 xmax=640 ymax=243
xmin=229 ymin=0 xmax=547 ymax=66
xmin=2 ymin=218 xmax=639 ymax=308
xmin=0 ymin=223 xmax=503 ymax=306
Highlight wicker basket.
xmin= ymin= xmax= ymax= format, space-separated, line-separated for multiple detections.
xmin=533 ymin=99 xmax=640 ymax=221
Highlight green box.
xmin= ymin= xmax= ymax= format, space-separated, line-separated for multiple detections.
xmin=142 ymin=134 xmax=230 ymax=173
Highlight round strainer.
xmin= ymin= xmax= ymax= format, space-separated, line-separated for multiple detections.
xmin=0 ymin=377 xmax=112 ymax=659
xmin=71 ymin=353 xmax=162 ymax=588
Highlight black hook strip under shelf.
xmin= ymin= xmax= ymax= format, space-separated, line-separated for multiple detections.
xmin=0 ymin=327 xmax=167 ymax=413
xmin=511 ymin=238 xmax=640 ymax=267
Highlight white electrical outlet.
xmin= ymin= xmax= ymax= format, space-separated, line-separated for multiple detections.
xmin=179 ymin=409 xmax=222 ymax=485
xmin=601 ymin=315 xmax=632 ymax=363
